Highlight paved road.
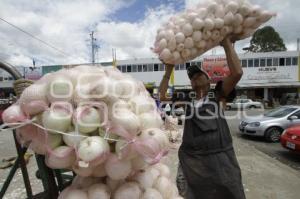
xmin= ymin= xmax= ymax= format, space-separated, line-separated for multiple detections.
xmin=226 ymin=109 xmax=300 ymax=172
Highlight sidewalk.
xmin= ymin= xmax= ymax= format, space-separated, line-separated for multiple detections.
xmin=165 ymin=136 xmax=300 ymax=199
xmin=235 ymin=137 xmax=300 ymax=199
xmin=1 ymin=133 xmax=300 ymax=198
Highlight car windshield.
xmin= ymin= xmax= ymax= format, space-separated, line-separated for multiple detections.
xmin=264 ymin=107 xmax=297 ymax=118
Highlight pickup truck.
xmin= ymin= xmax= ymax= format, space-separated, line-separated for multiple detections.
xmin=226 ymin=99 xmax=263 ymax=110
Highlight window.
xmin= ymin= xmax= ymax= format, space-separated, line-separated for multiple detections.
xmin=127 ymin=65 xmax=132 ymax=72
xmin=241 ymin=59 xmax=247 ymax=68
xmin=180 ymin=63 xmax=186 ymax=70
xmin=265 ymin=107 xmax=297 ymax=118
xmin=185 ymin=62 xmax=190 ymax=69
xmin=285 ymin=57 xmax=291 ymax=66
xmin=159 ymin=64 xmax=164 ymax=71
xmin=121 ymin=65 xmax=126 ymax=72
xmin=175 ymin=65 xmax=180 ymax=70
xmin=154 ymin=64 xmax=159 ymax=71
xmin=0 ymin=77 xmax=3 ymax=81
xmin=279 ymin=58 xmax=285 ymax=66
xmin=138 ymin=65 xmax=143 ymax=72
xmin=260 ymin=58 xmax=266 ymax=67
xmin=8 ymin=77 xmax=13 ymax=80
xmin=267 ymin=58 xmax=272 ymax=66
xmin=148 ymin=64 xmax=153 ymax=72
xmin=143 ymin=64 xmax=147 ymax=72
xmin=292 ymin=57 xmax=298 ymax=65
xmin=273 ymin=58 xmax=279 ymax=66
xmin=291 ymin=111 xmax=300 ymax=119
xmin=132 ymin=65 xmax=137 ymax=72
xmin=240 ymin=100 xmax=247 ymax=103
xmin=117 ymin=66 xmax=121 ymax=71
xmin=248 ymin=59 xmax=253 ymax=67
xmin=254 ymin=59 xmax=259 ymax=67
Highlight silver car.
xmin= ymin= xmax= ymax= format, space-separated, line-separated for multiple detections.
xmin=239 ymin=106 xmax=300 ymax=142
xmin=226 ymin=99 xmax=263 ymax=110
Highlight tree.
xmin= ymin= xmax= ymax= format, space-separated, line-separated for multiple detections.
xmin=248 ymin=26 xmax=287 ymax=52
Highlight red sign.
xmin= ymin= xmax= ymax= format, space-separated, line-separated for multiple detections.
xmin=202 ymin=57 xmax=230 ymax=83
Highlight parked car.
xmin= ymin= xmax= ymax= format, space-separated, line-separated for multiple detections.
xmin=174 ymin=107 xmax=185 ymax=116
xmin=280 ymin=125 xmax=300 ymax=153
xmin=239 ymin=106 xmax=300 ymax=142
xmin=226 ymin=99 xmax=263 ymax=110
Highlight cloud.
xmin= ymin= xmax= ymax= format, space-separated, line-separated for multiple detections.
xmin=95 ymin=4 xmax=176 ymax=61
xmin=0 ymin=0 xmax=298 ymax=68
xmin=0 ymin=0 xmax=135 ymax=66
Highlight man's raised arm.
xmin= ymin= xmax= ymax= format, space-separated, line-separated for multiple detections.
xmin=159 ymin=64 xmax=174 ymax=101
xmin=221 ymin=38 xmax=243 ymax=97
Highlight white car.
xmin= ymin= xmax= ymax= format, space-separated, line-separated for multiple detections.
xmin=226 ymin=99 xmax=263 ymax=110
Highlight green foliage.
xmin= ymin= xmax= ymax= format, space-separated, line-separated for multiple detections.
xmin=249 ymin=26 xmax=287 ymax=52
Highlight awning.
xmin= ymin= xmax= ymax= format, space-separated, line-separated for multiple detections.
xmin=237 ymin=82 xmax=300 ymax=89
xmin=174 ymin=82 xmax=300 ymax=90
xmin=174 ymin=84 xmax=217 ymax=90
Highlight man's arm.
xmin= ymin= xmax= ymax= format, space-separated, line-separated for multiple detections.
xmin=159 ymin=64 xmax=174 ymax=101
xmin=221 ymin=38 xmax=243 ymax=97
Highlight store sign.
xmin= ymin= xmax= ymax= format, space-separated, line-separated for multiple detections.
xmin=240 ymin=65 xmax=298 ymax=84
xmin=202 ymin=57 xmax=230 ymax=83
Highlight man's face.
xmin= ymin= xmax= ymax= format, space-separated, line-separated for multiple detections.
xmin=190 ymin=73 xmax=210 ymax=98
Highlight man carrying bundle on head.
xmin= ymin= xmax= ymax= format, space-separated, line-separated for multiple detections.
xmin=159 ymin=37 xmax=246 ymax=199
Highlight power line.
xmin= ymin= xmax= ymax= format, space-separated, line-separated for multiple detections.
xmin=0 ymin=16 xmax=74 ymax=58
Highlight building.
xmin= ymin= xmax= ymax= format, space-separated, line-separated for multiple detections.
xmin=1 ymin=51 xmax=299 ymax=103
xmin=115 ymin=51 xmax=300 ymax=103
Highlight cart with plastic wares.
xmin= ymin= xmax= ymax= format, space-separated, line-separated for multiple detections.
xmin=0 ymin=61 xmax=73 ymax=199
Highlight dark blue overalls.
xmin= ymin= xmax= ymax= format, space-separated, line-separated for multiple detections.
xmin=178 ymin=96 xmax=246 ymax=199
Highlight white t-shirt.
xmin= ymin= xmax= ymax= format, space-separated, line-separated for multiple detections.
xmin=193 ymin=96 xmax=209 ymax=108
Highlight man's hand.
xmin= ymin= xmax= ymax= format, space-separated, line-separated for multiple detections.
xmin=159 ymin=62 xmax=174 ymax=101
xmin=220 ymin=37 xmax=236 ymax=48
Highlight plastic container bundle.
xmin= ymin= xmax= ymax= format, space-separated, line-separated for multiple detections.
xmin=0 ymin=65 xmax=172 ymax=187
xmin=58 ymin=163 xmax=183 ymax=199
xmin=152 ymin=0 xmax=276 ymax=64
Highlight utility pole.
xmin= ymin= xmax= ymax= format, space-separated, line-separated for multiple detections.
xmin=297 ymin=38 xmax=300 ymax=52
xmin=90 ymin=31 xmax=96 ymax=64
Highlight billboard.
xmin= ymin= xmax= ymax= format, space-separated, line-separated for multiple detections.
xmin=202 ymin=57 xmax=230 ymax=83
xmin=24 ymin=67 xmax=42 ymax=80
xmin=42 ymin=65 xmax=63 ymax=75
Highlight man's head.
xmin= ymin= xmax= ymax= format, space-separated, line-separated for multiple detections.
xmin=187 ymin=65 xmax=211 ymax=98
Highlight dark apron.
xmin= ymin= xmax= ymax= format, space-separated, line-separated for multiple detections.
xmin=179 ymin=100 xmax=246 ymax=199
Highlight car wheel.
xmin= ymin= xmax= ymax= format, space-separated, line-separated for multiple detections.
xmin=264 ymin=127 xmax=283 ymax=142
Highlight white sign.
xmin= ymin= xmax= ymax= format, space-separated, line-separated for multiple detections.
xmin=240 ymin=65 xmax=299 ymax=84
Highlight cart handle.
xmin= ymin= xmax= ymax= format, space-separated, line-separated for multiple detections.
xmin=0 ymin=61 xmax=22 ymax=80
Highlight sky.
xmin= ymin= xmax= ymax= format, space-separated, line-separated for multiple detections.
xmin=0 ymin=0 xmax=299 ymax=67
